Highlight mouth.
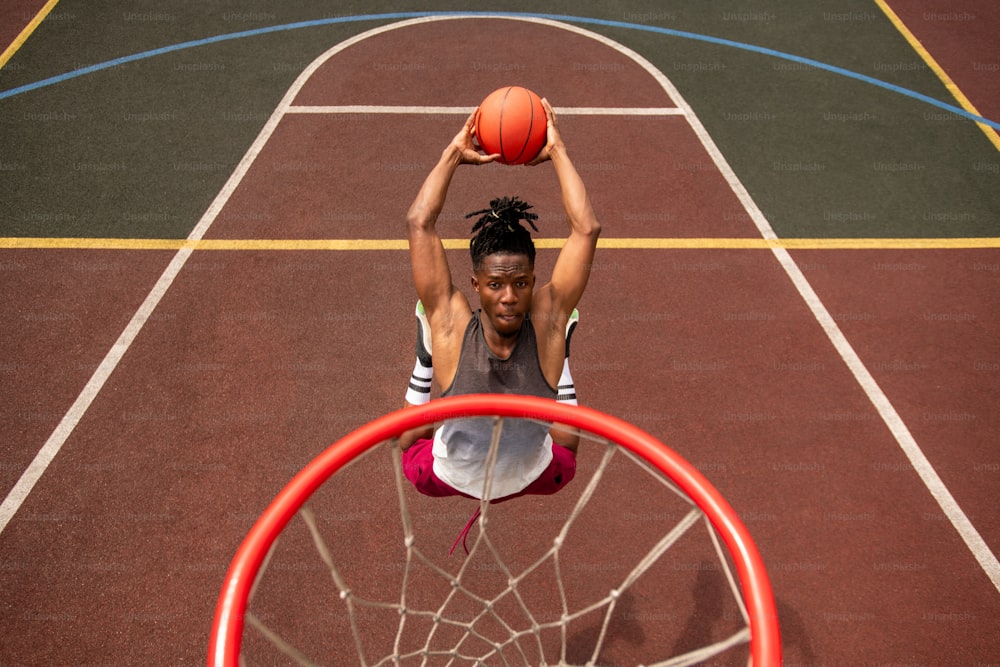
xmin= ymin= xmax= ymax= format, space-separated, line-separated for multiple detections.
xmin=489 ymin=310 xmax=523 ymax=338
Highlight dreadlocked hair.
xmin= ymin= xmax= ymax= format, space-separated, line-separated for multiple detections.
xmin=466 ymin=196 xmax=538 ymax=271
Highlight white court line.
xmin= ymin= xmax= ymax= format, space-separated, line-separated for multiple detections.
xmin=5 ymin=16 xmax=998 ymax=599
xmin=609 ymin=28 xmax=1000 ymax=592
xmin=286 ymin=104 xmax=684 ymax=115
xmin=0 ymin=24 xmax=343 ymax=537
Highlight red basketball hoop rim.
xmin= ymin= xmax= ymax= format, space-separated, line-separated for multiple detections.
xmin=208 ymin=393 xmax=781 ymax=666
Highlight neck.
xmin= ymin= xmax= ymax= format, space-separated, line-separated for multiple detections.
xmin=480 ymin=311 xmax=521 ymax=357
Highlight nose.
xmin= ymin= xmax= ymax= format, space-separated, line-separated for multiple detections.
xmin=499 ymin=285 xmax=516 ymax=304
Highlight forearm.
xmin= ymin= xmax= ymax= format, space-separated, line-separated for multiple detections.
xmin=398 ymin=420 xmax=434 ymax=452
xmin=406 ymin=144 xmax=467 ymax=311
xmin=406 ymin=146 xmax=463 ymax=233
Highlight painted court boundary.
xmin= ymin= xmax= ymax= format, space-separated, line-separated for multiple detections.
xmin=3 ymin=237 xmax=1000 ymax=250
xmin=2 ymin=15 xmax=998 ymax=596
xmin=287 ymin=105 xmax=685 ymax=116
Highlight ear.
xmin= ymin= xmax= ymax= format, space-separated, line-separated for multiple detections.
xmin=470 ymin=275 xmax=480 ymax=293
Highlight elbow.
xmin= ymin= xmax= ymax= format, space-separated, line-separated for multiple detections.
xmin=406 ymin=206 xmax=432 ymax=236
xmin=567 ymin=199 xmax=600 ymax=240
xmin=587 ymin=216 xmax=602 ymax=239
xmin=578 ymin=212 xmax=601 ymax=240
xmin=405 ymin=211 xmax=421 ymax=234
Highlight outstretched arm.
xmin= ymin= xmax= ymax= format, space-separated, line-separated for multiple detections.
xmin=406 ymin=112 xmax=498 ymax=315
xmin=531 ymin=99 xmax=602 ymax=317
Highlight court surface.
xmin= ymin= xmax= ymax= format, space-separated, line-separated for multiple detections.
xmin=1 ymin=2 xmax=998 ymax=665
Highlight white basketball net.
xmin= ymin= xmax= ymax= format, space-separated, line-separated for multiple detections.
xmin=236 ymin=416 xmax=756 ymax=666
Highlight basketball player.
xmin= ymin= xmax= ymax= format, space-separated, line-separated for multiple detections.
xmin=399 ymin=98 xmax=601 ymax=511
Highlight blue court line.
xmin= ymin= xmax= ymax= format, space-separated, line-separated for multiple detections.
xmin=1 ymin=10 xmax=997 ymax=131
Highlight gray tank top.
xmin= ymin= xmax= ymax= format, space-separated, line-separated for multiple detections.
xmin=442 ymin=310 xmax=557 ymax=399
xmin=434 ymin=311 xmax=556 ymax=498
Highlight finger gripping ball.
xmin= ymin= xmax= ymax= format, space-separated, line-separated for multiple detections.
xmin=474 ymin=86 xmax=547 ymax=165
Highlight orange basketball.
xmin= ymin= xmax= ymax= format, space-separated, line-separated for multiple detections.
xmin=474 ymin=86 xmax=547 ymax=165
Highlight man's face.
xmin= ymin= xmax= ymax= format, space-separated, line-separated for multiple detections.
xmin=472 ymin=253 xmax=535 ymax=337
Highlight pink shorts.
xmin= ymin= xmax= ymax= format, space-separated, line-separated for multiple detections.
xmin=402 ymin=437 xmax=576 ymax=502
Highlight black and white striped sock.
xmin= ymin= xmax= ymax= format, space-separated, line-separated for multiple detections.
xmin=557 ymin=309 xmax=579 ymax=405
xmin=404 ymin=301 xmax=433 ymax=405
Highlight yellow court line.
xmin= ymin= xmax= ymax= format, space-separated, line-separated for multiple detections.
xmin=599 ymin=237 xmax=1000 ymax=249
xmin=0 ymin=238 xmax=409 ymax=250
xmin=0 ymin=237 xmax=185 ymax=250
xmin=875 ymin=0 xmax=1000 ymax=152
xmin=769 ymin=237 xmax=1000 ymax=249
xmin=190 ymin=239 xmax=412 ymax=251
xmin=3 ymin=237 xmax=1000 ymax=251
xmin=0 ymin=0 xmax=61 ymax=70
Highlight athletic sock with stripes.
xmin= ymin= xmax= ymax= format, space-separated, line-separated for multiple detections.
xmin=404 ymin=301 xmax=433 ymax=405
xmin=557 ymin=309 xmax=579 ymax=405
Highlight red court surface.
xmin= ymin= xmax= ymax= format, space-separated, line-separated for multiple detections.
xmin=0 ymin=250 xmax=175 ymax=499
xmin=795 ymin=249 xmax=1000 ymax=551
xmin=0 ymin=0 xmax=49 ymax=62
xmin=1 ymin=11 xmax=998 ymax=667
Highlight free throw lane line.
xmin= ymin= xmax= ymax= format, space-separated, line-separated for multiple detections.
xmin=0 ymin=18 xmax=313 ymax=536
xmin=649 ymin=36 xmax=1000 ymax=593
xmin=286 ymin=105 xmax=683 ymax=115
